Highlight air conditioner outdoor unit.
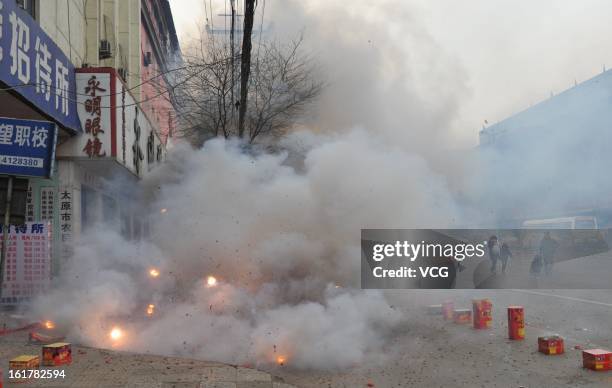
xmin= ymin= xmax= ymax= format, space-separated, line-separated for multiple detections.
xmin=99 ymin=39 xmax=112 ymax=59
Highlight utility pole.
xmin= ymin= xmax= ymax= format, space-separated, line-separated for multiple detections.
xmin=230 ymin=0 xmax=236 ymax=128
xmin=238 ymin=0 xmax=255 ymax=138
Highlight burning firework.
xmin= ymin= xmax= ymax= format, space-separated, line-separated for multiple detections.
xmin=206 ymin=276 xmax=218 ymax=287
xmin=109 ymin=327 xmax=123 ymax=341
xmin=276 ymin=356 xmax=286 ymax=366
xmin=146 ymin=304 xmax=155 ymax=316
xmin=42 ymin=320 xmax=55 ymax=330
xmin=148 ymin=268 xmax=160 ymax=278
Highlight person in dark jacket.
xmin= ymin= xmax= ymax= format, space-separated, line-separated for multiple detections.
xmin=500 ymin=242 xmax=512 ymax=274
xmin=539 ymin=232 xmax=559 ymax=275
xmin=529 ymin=254 xmax=543 ymax=287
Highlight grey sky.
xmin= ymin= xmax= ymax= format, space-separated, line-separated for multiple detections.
xmin=170 ymin=0 xmax=612 ymax=145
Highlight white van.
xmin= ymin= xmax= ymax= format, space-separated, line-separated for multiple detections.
xmin=521 ymin=216 xmax=604 ymax=248
xmin=522 ymin=216 xmax=598 ymax=230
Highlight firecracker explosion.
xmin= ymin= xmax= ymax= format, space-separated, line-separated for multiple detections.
xmin=0 ymin=0 xmax=610 ymax=386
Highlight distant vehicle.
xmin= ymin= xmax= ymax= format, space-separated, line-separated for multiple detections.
xmin=522 ymin=216 xmax=598 ymax=230
xmin=521 ymin=216 xmax=606 ymax=252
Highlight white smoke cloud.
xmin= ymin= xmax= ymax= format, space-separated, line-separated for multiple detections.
xmin=31 ymin=130 xmax=460 ymax=369
xmin=31 ymin=0 xmax=482 ymax=371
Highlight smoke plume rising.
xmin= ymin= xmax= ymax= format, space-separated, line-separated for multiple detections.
xmin=32 ymin=130 xmax=461 ymax=369
xmin=29 ymin=0 xmax=474 ymax=370
xmin=31 ymin=0 xmax=612 ymax=372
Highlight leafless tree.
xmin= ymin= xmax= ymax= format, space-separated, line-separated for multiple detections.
xmin=166 ymin=34 xmax=323 ymax=147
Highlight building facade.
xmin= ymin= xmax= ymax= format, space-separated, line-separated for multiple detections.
xmin=0 ymin=0 xmax=180 ymax=303
xmin=479 ymin=69 xmax=612 ymax=226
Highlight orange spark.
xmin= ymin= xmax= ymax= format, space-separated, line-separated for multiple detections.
xmin=149 ymin=268 xmax=160 ymax=278
xmin=110 ymin=327 xmax=123 ymax=341
xmin=206 ymin=276 xmax=218 ymax=287
xmin=276 ymin=356 xmax=286 ymax=366
xmin=146 ymin=304 xmax=155 ymax=316
xmin=43 ymin=320 xmax=55 ymax=329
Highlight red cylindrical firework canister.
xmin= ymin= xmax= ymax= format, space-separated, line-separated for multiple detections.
xmin=472 ymin=299 xmax=493 ymax=329
xmin=508 ymin=306 xmax=525 ymax=340
xmin=442 ymin=301 xmax=454 ymax=320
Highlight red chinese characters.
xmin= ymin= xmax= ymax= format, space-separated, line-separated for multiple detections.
xmin=82 ymin=76 xmax=107 ymax=157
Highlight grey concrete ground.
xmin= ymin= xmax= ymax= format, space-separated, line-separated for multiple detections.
xmin=2 ymin=288 xmax=611 ymax=388
xmin=0 ymin=330 xmax=296 ymax=388
xmin=274 ymin=289 xmax=612 ymax=387
xmin=1 ymin=252 xmax=611 ymax=387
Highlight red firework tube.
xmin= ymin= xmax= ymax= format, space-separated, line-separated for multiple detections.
xmin=472 ymin=299 xmax=493 ymax=330
xmin=508 ymin=306 xmax=525 ymax=340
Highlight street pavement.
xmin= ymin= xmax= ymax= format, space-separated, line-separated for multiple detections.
xmin=1 ymin=289 xmax=611 ymax=387
xmin=275 ymin=289 xmax=612 ymax=387
xmin=0 ymin=330 xmax=296 ymax=388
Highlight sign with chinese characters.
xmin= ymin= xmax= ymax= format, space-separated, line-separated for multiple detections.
xmin=40 ymin=186 xmax=55 ymax=221
xmin=25 ymin=182 xmax=33 ymax=221
xmin=58 ymin=69 xmax=166 ymax=177
xmin=0 ymin=116 xmax=57 ymax=178
xmin=0 ymin=0 xmax=80 ymax=132
xmin=81 ymin=74 xmax=109 ymax=157
xmin=58 ymin=186 xmax=72 ymax=260
xmin=116 ymin=76 xmax=165 ymax=175
xmin=0 ymin=222 xmax=52 ymax=303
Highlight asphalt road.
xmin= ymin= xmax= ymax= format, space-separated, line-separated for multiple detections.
xmin=274 ymin=289 xmax=612 ymax=388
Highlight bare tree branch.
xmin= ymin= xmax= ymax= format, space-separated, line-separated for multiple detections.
xmin=165 ymin=33 xmax=324 ymax=147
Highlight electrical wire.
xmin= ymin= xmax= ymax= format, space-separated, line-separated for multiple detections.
xmin=0 ymin=59 xmax=227 ymax=99
xmin=0 ymin=64 xmax=208 ymax=110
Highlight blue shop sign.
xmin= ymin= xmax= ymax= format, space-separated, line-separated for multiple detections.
xmin=0 ymin=0 xmax=81 ymax=132
xmin=0 ymin=116 xmax=57 ymax=178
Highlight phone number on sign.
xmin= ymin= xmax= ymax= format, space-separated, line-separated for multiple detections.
xmin=8 ymin=369 xmax=66 ymax=379
xmin=0 ymin=155 xmax=44 ymax=168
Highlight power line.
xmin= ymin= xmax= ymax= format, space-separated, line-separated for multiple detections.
xmin=0 ymin=64 xmax=210 ymax=110
xmin=0 ymin=60 xmax=227 ymax=99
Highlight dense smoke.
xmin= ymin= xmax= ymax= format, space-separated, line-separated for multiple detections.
xmin=28 ymin=0 xmax=476 ymax=370
xmin=30 ymin=0 xmax=592 ymax=371
xmin=264 ymin=0 xmax=469 ymax=153
xmin=31 ymin=130 xmax=461 ymax=369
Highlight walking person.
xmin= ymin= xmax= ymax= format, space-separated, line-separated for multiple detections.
xmin=487 ymin=235 xmax=500 ymax=274
xmin=500 ymin=242 xmax=512 ymax=274
xmin=529 ymin=253 xmax=543 ymax=287
xmin=539 ymin=232 xmax=558 ymax=275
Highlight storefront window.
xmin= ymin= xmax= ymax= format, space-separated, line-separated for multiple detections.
xmin=0 ymin=178 xmax=29 ymax=224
